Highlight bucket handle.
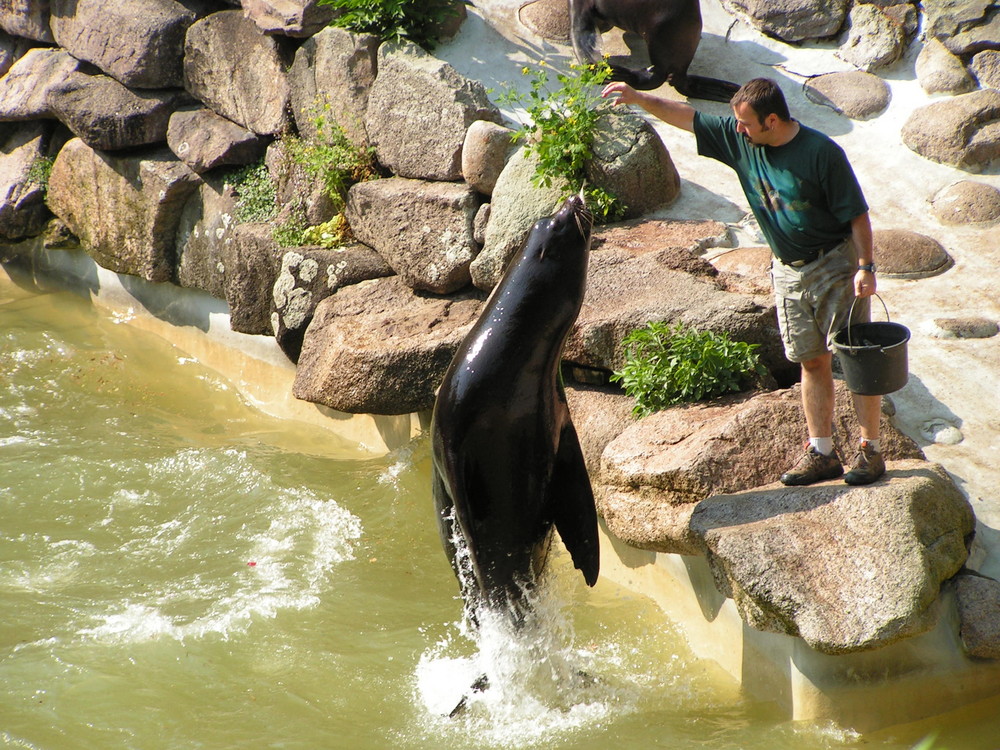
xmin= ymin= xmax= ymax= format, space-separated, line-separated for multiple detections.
xmin=843 ymin=293 xmax=890 ymax=349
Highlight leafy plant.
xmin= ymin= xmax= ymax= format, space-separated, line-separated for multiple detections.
xmin=301 ymin=215 xmax=353 ymax=248
xmin=319 ymin=0 xmax=462 ymax=49
xmin=272 ymin=204 xmax=308 ymax=247
xmin=611 ymin=322 xmax=766 ymax=417
xmin=227 ymin=160 xmax=278 ymax=224
xmin=26 ymin=155 xmax=55 ymax=191
xmin=283 ymin=103 xmax=377 ymax=215
xmin=497 ymin=60 xmax=625 ymax=223
xmin=276 ymin=101 xmax=376 ymax=247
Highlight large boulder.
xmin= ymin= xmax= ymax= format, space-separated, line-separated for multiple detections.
xmin=597 ymin=383 xmax=925 ymax=555
xmin=174 ymin=176 xmax=239 ymax=300
xmin=365 ymin=41 xmax=502 ymax=181
xmin=0 ymin=0 xmax=53 ymax=42
xmin=241 ymin=0 xmax=337 ymax=37
xmin=47 ymin=71 xmax=190 ymax=151
xmin=265 ymin=139 xmax=337 ymax=229
xmin=0 ymin=122 xmax=52 ymax=240
xmin=901 ymin=89 xmax=1000 ymax=171
xmin=49 ymin=0 xmax=196 ymax=89
xmin=183 ymin=10 xmax=293 ymax=136
xmin=461 ymin=119 xmax=515 ymax=196
xmin=0 ymin=48 xmax=81 ymax=121
xmin=584 ymin=110 xmax=681 ymax=218
xmin=471 ymin=113 xmax=683 ymax=291
xmin=955 ymin=572 xmax=1000 ymax=659
xmin=835 ymin=3 xmax=906 ymax=72
xmin=470 ymin=145 xmax=569 ymax=290
xmin=345 ymin=177 xmax=481 ymax=294
xmin=691 ymin=461 xmax=975 ymax=654
xmin=915 ymin=37 xmax=977 ymax=96
xmin=270 ymin=244 xmax=394 ymax=362
xmin=562 ymin=224 xmax=790 ymax=382
xmin=565 ymin=383 xmax=637 ymax=474
xmin=288 ymin=26 xmax=378 ymax=149
xmin=47 ymin=138 xmax=200 ymax=282
xmin=721 ymin=0 xmax=850 ymax=42
xmin=167 ymin=107 xmax=268 ymax=174
xmin=925 ymin=1 xmax=1000 ymax=57
xmin=293 ymin=276 xmax=484 ymax=414
xmin=224 ymin=222 xmax=284 ymax=335
xmin=971 ymin=49 xmax=1000 ymax=89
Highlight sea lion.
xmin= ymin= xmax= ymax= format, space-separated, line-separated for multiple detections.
xmin=430 ymin=195 xmax=600 ymax=627
xmin=569 ymin=0 xmax=739 ymax=102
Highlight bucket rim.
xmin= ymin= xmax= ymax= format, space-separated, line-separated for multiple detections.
xmin=832 ymin=320 xmax=911 ymax=352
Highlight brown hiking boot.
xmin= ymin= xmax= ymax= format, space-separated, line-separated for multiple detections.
xmin=844 ymin=441 xmax=886 ymax=485
xmin=780 ymin=446 xmax=843 ymax=486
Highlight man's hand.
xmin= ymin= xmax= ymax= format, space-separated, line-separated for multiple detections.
xmin=855 ymin=269 xmax=876 ymax=298
xmin=601 ymin=81 xmax=640 ymax=106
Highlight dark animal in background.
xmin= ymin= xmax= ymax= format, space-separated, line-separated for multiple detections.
xmin=570 ymin=0 xmax=740 ymax=102
xmin=430 ymin=195 xmax=600 ymax=628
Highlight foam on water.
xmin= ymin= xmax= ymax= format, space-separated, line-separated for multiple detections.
xmin=411 ymin=549 xmax=649 ymax=749
xmin=7 ymin=447 xmax=363 ymax=648
xmin=413 ymin=593 xmax=635 ymax=748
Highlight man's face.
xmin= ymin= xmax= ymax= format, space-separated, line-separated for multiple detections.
xmin=733 ymin=102 xmax=774 ymax=146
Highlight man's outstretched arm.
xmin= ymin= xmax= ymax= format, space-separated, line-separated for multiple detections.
xmin=601 ymin=82 xmax=697 ymax=132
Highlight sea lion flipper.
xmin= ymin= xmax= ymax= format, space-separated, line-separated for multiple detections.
xmin=550 ymin=421 xmax=600 ymax=587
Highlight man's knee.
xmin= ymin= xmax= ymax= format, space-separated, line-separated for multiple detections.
xmin=800 ymin=352 xmax=832 ymax=374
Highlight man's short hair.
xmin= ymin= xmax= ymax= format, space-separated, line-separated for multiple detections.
xmin=731 ymin=78 xmax=791 ymax=123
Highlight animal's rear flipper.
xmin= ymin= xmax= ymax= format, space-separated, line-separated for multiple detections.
xmin=550 ymin=421 xmax=600 ymax=586
xmin=448 ymin=673 xmax=490 ymax=718
xmin=569 ymin=0 xmax=602 ymax=64
xmin=608 ymin=63 xmax=667 ymax=90
xmin=676 ymin=74 xmax=741 ymax=103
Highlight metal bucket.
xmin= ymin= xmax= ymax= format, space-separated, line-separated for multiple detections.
xmin=831 ymin=295 xmax=910 ymax=396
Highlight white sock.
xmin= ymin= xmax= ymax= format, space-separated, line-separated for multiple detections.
xmin=809 ymin=437 xmax=834 ymax=456
xmin=862 ymin=438 xmax=881 ymax=453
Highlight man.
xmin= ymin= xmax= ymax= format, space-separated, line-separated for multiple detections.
xmin=601 ymin=77 xmax=885 ymax=485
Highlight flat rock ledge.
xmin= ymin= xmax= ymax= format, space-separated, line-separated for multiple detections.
xmin=803 ymin=71 xmax=890 ymax=121
xmin=593 ymin=383 xmax=978 ymax=656
xmin=692 ymin=461 xmax=975 ymax=655
xmin=930 ymin=180 xmax=1000 ymax=226
xmin=901 ymin=89 xmax=1000 ymax=172
xmin=873 ymin=229 xmax=953 ymax=279
xmin=597 ymin=383 xmax=925 ymax=555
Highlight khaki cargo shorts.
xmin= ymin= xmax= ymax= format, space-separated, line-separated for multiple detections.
xmin=769 ymin=238 xmax=870 ymax=364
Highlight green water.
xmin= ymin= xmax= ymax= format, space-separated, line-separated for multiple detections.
xmin=2 ymin=272 xmax=999 ymax=749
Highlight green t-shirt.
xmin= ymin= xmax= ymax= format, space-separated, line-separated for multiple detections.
xmin=693 ymin=112 xmax=868 ymax=265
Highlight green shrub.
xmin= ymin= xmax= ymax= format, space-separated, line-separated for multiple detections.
xmin=319 ymin=0 xmax=462 ymax=49
xmin=227 ymin=161 xmax=277 ymax=224
xmin=611 ymin=322 xmax=766 ymax=417
xmin=497 ymin=61 xmax=625 ymax=224
xmin=283 ymin=104 xmax=377 ymax=214
xmin=26 ymin=155 xmax=55 ymax=192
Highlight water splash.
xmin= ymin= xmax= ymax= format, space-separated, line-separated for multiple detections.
xmin=414 ymin=581 xmax=631 ymax=747
xmin=414 ymin=513 xmax=634 ymax=746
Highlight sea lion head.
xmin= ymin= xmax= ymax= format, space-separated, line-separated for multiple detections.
xmin=534 ymin=194 xmax=594 ymax=262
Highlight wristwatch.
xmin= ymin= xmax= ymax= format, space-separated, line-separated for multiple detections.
xmin=857 ymin=262 xmax=876 ymax=273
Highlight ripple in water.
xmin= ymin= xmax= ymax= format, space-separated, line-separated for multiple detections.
xmin=9 ymin=447 xmax=363 ymax=649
